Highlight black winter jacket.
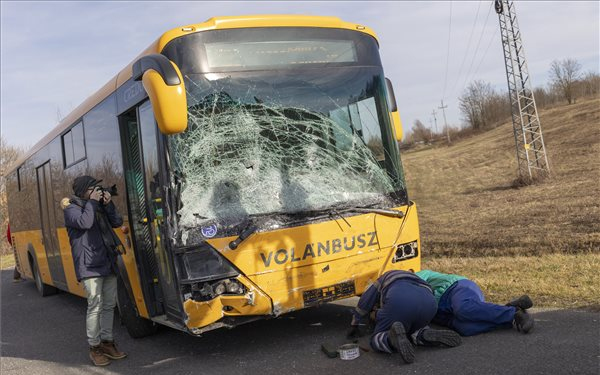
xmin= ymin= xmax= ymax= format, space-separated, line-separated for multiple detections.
xmin=63 ymin=196 xmax=123 ymax=281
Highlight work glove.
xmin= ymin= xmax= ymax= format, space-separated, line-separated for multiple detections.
xmin=347 ymin=324 xmax=367 ymax=340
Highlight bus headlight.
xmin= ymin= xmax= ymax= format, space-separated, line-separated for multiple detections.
xmin=187 ymin=278 xmax=246 ymax=301
xmin=213 ymin=282 xmax=227 ymax=296
xmin=392 ymin=241 xmax=418 ymax=263
xmin=224 ymin=279 xmax=243 ymax=294
xmin=177 ymin=244 xmax=239 ymax=282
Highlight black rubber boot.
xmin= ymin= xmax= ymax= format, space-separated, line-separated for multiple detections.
xmin=419 ymin=328 xmax=462 ymax=347
xmin=514 ymin=309 xmax=535 ymax=334
xmin=506 ymin=295 xmax=533 ymax=310
xmin=388 ymin=322 xmax=415 ymax=364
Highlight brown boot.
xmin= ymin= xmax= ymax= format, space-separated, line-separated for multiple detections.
xmin=89 ymin=345 xmax=110 ymax=366
xmin=100 ymin=340 xmax=127 ymax=359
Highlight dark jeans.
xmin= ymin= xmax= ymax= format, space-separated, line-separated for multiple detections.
xmin=370 ymin=280 xmax=437 ymax=353
xmin=434 ymin=279 xmax=516 ymax=336
xmin=373 ymin=280 xmax=437 ymax=335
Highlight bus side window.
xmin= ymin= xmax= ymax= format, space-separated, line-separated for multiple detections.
xmin=17 ymin=166 xmax=23 ymax=191
xmin=62 ymin=121 xmax=86 ymax=168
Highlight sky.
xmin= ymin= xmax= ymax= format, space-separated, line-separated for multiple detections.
xmin=1 ymin=1 xmax=598 ymax=150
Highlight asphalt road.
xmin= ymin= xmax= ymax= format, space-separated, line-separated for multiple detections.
xmin=1 ymin=269 xmax=599 ymax=375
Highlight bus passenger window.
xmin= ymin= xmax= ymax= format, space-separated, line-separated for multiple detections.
xmin=62 ymin=121 xmax=86 ymax=167
xmin=17 ymin=166 xmax=23 ymax=191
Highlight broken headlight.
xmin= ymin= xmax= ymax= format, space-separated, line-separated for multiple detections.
xmin=187 ymin=278 xmax=246 ymax=302
xmin=177 ymin=245 xmax=239 ymax=283
xmin=177 ymin=244 xmax=246 ymax=302
xmin=391 ymin=240 xmax=418 ymax=263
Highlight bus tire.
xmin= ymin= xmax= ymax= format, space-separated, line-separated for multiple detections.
xmin=32 ymin=259 xmax=58 ymax=297
xmin=116 ymin=277 xmax=158 ymax=338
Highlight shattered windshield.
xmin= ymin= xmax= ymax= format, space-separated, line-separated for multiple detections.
xmin=163 ymin=28 xmax=406 ymax=228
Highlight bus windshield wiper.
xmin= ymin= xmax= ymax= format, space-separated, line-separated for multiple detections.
xmin=228 ymin=224 xmax=258 ymax=250
xmin=284 ymin=204 xmax=404 ymax=220
xmin=341 ymin=207 xmax=404 ymax=218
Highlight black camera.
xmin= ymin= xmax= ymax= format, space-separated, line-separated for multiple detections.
xmin=94 ymin=184 xmax=118 ymax=204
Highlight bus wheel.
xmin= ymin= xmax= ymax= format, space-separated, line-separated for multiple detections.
xmin=32 ymin=259 xmax=58 ymax=297
xmin=116 ymin=277 xmax=158 ymax=338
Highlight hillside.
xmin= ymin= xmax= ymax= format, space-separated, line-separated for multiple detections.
xmin=402 ymin=97 xmax=600 ymax=257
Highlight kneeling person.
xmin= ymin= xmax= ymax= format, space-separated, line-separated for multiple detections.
xmin=351 ymin=270 xmax=461 ymax=364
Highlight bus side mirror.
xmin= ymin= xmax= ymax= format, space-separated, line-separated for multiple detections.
xmin=132 ymin=54 xmax=188 ymax=134
xmin=385 ymin=78 xmax=403 ymax=141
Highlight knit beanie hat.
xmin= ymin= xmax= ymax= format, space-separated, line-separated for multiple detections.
xmin=72 ymin=175 xmax=102 ymax=197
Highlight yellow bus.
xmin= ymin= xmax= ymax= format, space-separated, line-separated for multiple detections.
xmin=5 ymin=15 xmax=421 ymax=337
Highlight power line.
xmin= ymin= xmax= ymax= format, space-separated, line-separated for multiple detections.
xmin=449 ymin=0 xmax=483 ymax=96
xmin=441 ymin=1 xmax=453 ymax=101
xmin=470 ymin=26 xmax=499 ymax=84
xmin=459 ymin=1 xmax=495 ymax=93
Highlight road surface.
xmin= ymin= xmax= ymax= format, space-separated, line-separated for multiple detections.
xmin=1 ymin=270 xmax=598 ymax=374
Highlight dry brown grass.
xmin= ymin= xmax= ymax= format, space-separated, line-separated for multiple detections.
xmin=1 ymin=253 xmax=15 ymax=270
xmin=403 ymin=97 xmax=600 ymax=257
xmin=405 ymin=97 xmax=600 ymax=309
xmin=423 ymin=254 xmax=600 ymax=310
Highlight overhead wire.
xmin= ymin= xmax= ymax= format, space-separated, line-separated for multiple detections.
xmin=449 ymin=0 xmax=483 ymax=96
xmin=458 ymin=1 xmax=496 ymax=94
xmin=470 ymin=26 xmax=499 ymax=83
xmin=441 ymin=1 xmax=453 ymax=101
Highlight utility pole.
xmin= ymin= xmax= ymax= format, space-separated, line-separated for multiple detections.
xmin=431 ymin=109 xmax=438 ymax=136
xmin=438 ymin=100 xmax=451 ymax=144
xmin=496 ymin=0 xmax=550 ymax=180
xmin=428 ymin=118 xmax=434 ymax=142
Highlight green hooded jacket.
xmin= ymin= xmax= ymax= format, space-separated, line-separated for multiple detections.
xmin=416 ymin=270 xmax=468 ymax=303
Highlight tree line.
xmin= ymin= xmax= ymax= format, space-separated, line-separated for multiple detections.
xmin=0 ymin=138 xmax=23 ymax=254
xmin=403 ymin=58 xmax=599 ymax=146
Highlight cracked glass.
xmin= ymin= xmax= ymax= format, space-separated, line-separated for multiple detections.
xmin=164 ymin=28 xmax=406 ymax=229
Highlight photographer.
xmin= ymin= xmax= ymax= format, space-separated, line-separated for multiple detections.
xmin=63 ymin=175 xmax=127 ymax=366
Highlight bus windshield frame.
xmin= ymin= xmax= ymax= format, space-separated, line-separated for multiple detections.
xmin=162 ymin=27 xmax=408 ymax=240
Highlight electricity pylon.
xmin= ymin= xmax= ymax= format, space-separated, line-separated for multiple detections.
xmin=496 ymin=0 xmax=550 ymax=180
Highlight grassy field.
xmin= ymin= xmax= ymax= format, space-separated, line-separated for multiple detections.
xmin=423 ymin=254 xmax=600 ymax=310
xmin=403 ymin=97 xmax=600 ymax=257
xmin=1 ymin=253 xmax=15 ymax=270
xmin=404 ymin=97 xmax=599 ymax=308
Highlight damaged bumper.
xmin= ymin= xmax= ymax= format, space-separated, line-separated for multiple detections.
xmin=183 ymin=275 xmax=272 ymax=333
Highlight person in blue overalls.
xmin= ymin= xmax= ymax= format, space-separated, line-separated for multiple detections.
xmin=350 ymin=270 xmax=461 ymax=364
xmin=416 ymin=270 xmax=534 ymax=336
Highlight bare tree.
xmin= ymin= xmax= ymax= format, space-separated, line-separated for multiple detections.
xmin=459 ymin=80 xmax=512 ymax=130
xmin=533 ymin=87 xmax=555 ymax=109
xmin=459 ymin=80 xmax=493 ymax=130
xmin=0 ymin=137 xmax=23 ymax=189
xmin=411 ymin=119 xmax=430 ymax=143
xmin=549 ymin=58 xmax=582 ymax=104
xmin=0 ymin=136 xmax=24 ymax=254
xmin=579 ymin=70 xmax=600 ymax=97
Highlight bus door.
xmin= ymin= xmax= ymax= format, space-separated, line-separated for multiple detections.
xmin=120 ymin=100 xmax=182 ymax=322
xmin=36 ymin=161 xmax=67 ymax=289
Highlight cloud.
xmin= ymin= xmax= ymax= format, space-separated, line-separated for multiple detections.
xmin=1 ymin=1 xmax=598 ymax=149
